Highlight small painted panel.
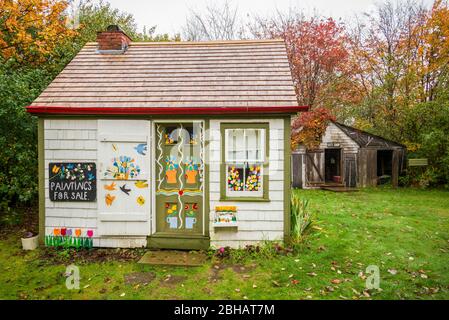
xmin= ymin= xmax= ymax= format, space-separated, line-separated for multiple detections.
xmin=245 ymin=164 xmax=261 ymax=191
xmin=227 ymin=165 xmax=244 ymax=191
xmin=164 ymin=126 xmax=179 ymax=145
xmin=184 ymin=203 xmax=198 ymax=229
xmin=49 ymin=163 xmax=96 ymax=201
xmin=185 ymin=158 xmax=199 ymax=184
xmin=99 ymin=142 xmax=149 ymax=212
xmin=105 ymin=156 xmax=141 ymax=180
xmin=45 ymin=228 xmax=94 ymax=248
xmin=165 ymin=156 xmax=179 ymax=184
xmin=165 ymin=203 xmax=178 ymax=229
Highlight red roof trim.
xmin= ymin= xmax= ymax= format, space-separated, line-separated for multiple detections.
xmin=26 ymin=105 xmax=308 ymax=115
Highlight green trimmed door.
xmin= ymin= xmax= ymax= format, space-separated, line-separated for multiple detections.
xmin=155 ymin=122 xmax=204 ymax=236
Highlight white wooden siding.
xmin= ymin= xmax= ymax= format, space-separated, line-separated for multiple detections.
xmin=319 ymin=122 xmax=359 ymax=153
xmin=209 ymin=119 xmax=285 ymax=248
xmin=44 ymin=119 xmax=148 ymax=248
xmin=44 ymin=119 xmax=100 ymax=244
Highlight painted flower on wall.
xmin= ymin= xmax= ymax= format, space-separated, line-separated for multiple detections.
xmin=165 ymin=156 xmax=179 ymax=184
xmin=45 ymin=228 xmax=94 ymax=249
xmin=105 ymin=156 xmax=141 ymax=180
xmin=52 ymin=163 xmax=94 ymax=181
xmin=136 ymin=195 xmax=145 ymax=206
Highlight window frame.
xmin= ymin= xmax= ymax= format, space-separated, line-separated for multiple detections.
xmin=220 ymin=123 xmax=270 ymax=202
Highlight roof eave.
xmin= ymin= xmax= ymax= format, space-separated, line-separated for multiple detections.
xmin=26 ymin=105 xmax=308 ymax=116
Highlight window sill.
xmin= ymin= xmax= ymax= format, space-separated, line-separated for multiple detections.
xmin=219 ymin=197 xmax=271 ymax=202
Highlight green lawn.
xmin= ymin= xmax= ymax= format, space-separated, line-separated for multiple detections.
xmin=1 ymin=188 xmax=448 ymax=300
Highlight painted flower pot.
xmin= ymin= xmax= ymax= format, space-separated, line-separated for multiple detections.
xmin=166 ymin=216 xmax=178 ymax=229
xmin=185 ymin=170 xmax=197 ymax=184
xmin=21 ymin=235 xmax=39 ymax=250
xmin=185 ymin=217 xmax=196 ymax=229
xmin=166 ymin=169 xmax=177 ymax=184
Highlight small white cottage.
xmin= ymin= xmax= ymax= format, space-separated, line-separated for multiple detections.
xmin=27 ymin=26 xmax=307 ymax=249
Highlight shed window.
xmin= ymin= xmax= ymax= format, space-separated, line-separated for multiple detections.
xmin=221 ymin=124 xmax=269 ymax=200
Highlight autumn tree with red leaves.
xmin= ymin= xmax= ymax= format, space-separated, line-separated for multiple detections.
xmin=291 ymin=107 xmax=336 ymax=150
xmin=250 ymin=13 xmax=354 ymax=110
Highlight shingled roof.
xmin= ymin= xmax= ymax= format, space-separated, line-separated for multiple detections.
xmin=27 ymin=39 xmax=305 ymax=115
xmin=334 ymin=122 xmax=405 ymax=148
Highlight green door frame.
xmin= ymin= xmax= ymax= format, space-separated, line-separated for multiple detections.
xmin=147 ymin=120 xmax=210 ymax=250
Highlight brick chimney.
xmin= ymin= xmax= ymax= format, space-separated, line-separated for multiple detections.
xmin=96 ymin=25 xmax=131 ymax=53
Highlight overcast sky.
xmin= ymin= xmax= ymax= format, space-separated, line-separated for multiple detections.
xmin=105 ymin=0 xmax=432 ymax=36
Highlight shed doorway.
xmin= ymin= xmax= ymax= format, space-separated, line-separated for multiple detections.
xmin=325 ymin=148 xmax=342 ymax=183
xmin=377 ymin=150 xmax=393 ymax=184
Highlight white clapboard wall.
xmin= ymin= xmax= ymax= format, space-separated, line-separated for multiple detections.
xmin=208 ymin=119 xmax=285 ymax=248
xmin=97 ymin=120 xmax=150 ymax=247
xmin=44 ymin=119 xmax=98 ymax=240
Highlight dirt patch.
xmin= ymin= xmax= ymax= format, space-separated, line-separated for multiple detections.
xmin=231 ymin=263 xmax=257 ymax=274
xmin=160 ymin=275 xmax=187 ymax=286
xmin=209 ymin=262 xmax=258 ymax=282
xmin=138 ymin=250 xmax=208 ymax=266
xmin=124 ymin=272 xmax=156 ymax=286
xmin=209 ymin=263 xmax=230 ymax=282
xmin=39 ymin=247 xmax=146 ymax=265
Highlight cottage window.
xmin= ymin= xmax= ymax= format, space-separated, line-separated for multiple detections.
xmin=221 ymin=123 xmax=269 ymax=200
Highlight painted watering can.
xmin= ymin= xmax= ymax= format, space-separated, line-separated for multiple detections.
xmin=185 ymin=217 xmax=196 ymax=229
xmin=166 ymin=216 xmax=178 ymax=229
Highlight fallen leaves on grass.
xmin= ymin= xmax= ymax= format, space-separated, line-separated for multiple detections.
xmin=331 ymin=279 xmax=341 ymax=284
xmin=388 ymin=269 xmax=398 ymax=275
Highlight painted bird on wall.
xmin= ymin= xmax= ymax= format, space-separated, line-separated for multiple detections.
xmin=135 ymin=180 xmax=148 ymax=188
xmin=120 ymin=184 xmax=131 ymax=195
xmin=134 ymin=143 xmax=147 ymax=156
xmin=104 ymin=182 xmax=117 ymax=191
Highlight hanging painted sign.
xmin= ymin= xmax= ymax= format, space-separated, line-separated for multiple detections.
xmin=49 ymin=162 xmax=97 ymax=201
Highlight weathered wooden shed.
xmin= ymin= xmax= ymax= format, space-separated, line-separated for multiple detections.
xmin=26 ymin=26 xmax=308 ymax=250
xmin=292 ymin=121 xmax=406 ymax=189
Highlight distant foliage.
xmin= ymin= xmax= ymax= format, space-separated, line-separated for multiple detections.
xmin=346 ymin=0 xmax=449 ymax=187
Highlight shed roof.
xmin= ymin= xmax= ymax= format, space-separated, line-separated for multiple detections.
xmin=27 ymin=39 xmax=306 ymax=115
xmin=333 ymin=122 xmax=405 ymax=149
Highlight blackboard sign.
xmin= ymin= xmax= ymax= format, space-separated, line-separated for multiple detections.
xmin=49 ymin=163 xmax=96 ymax=201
